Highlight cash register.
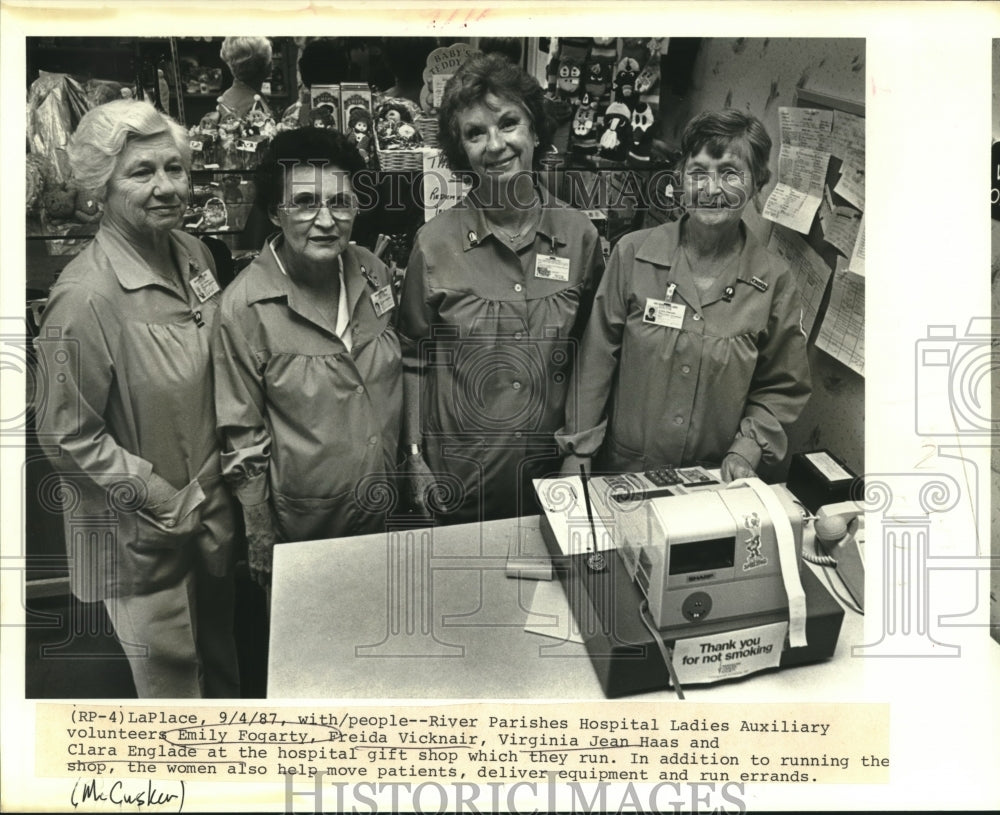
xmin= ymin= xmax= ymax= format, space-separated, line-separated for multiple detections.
xmin=534 ymin=454 xmax=862 ymax=698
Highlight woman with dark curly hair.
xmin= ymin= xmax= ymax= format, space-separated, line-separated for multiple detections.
xmin=398 ymin=52 xmax=604 ymax=523
xmin=213 ymin=128 xmax=402 ymax=584
xmin=558 ymin=109 xmax=811 ymax=481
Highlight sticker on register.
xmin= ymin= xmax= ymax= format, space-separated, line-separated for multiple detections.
xmin=671 ymin=621 xmax=787 ymax=684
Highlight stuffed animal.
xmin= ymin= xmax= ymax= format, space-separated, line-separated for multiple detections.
xmin=73 ymin=189 xmax=102 ymax=223
xmin=395 ymin=122 xmax=422 ymax=148
xmin=42 ymin=184 xmax=77 ymax=220
xmin=572 ymin=93 xmax=599 ymax=151
xmin=557 ymin=57 xmax=583 ymax=97
xmin=309 ymin=107 xmax=337 ymax=129
xmin=598 ymin=101 xmax=632 ymax=162
xmin=584 ymin=60 xmax=612 ymax=99
xmin=635 ymin=57 xmax=661 ymax=95
xmin=628 ymin=102 xmax=655 ymax=163
xmin=613 ymin=58 xmax=640 ymax=108
xmin=353 ymin=119 xmax=372 ymax=156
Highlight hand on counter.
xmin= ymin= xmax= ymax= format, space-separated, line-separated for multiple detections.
xmin=721 ymin=451 xmax=756 ymax=483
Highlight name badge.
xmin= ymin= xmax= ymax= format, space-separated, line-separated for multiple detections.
xmin=189 ymin=269 xmax=221 ymax=302
xmin=370 ymin=285 xmax=395 ymax=318
xmin=642 ymin=297 xmax=685 ymax=329
xmin=534 ymin=254 xmax=571 ymax=282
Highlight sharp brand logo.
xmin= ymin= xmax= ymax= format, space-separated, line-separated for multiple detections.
xmin=687 ymin=573 xmax=716 ymax=582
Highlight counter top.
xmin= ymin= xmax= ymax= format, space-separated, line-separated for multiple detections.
xmin=268 ymin=515 xmax=864 ymax=700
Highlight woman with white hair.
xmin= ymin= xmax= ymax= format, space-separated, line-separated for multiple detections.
xmin=35 ymin=99 xmax=239 ymax=698
xmin=218 ymin=36 xmax=274 ymax=119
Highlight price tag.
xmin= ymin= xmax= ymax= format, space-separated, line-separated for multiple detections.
xmin=237 ymin=139 xmax=259 ymax=153
xmin=189 ymin=139 xmax=204 ymax=152
xmin=370 ymin=285 xmax=395 ymax=317
xmin=642 ymin=297 xmax=685 ymax=329
xmin=534 ymin=254 xmax=570 ymax=282
xmin=189 ymin=269 xmax=222 ymax=302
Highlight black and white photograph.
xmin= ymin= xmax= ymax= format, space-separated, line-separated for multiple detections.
xmin=2 ymin=3 xmax=998 ymax=814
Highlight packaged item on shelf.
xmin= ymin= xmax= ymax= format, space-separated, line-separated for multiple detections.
xmin=340 ymin=82 xmax=373 ymax=134
xmin=309 ymin=84 xmax=341 ymax=130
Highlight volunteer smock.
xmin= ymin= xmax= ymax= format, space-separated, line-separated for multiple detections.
xmin=34 ymin=228 xmax=236 ymax=602
xmin=557 ymin=216 xmax=811 ymax=472
xmin=213 ymin=240 xmax=402 ymax=542
xmin=398 ymin=190 xmax=604 ymax=522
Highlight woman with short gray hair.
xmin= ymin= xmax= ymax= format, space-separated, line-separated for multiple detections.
xmin=35 ymin=99 xmax=239 ymax=698
xmin=558 ymin=109 xmax=811 ymax=482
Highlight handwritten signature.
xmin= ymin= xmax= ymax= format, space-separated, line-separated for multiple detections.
xmin=71 ymin=778 xmax=185 ymax=811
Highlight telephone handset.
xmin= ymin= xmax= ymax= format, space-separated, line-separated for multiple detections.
xmin=810 ymin=501 xmax=865 ymax=612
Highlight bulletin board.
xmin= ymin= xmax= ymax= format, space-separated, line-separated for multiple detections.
xmin=764 ymin=88 xmax=866 ymax=477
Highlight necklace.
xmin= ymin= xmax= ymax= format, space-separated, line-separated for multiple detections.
xmin=488 ymin=199 xmax=541 ymax=243
xmin=498 ymin=225 xmax=529 ymax=242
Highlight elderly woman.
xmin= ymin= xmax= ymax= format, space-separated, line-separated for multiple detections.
xmin=398 ymin=52 xmax=604 ymax=523
xmin=558 ymin=109 xmax=811 ymax=480
xmin=35 ymin=100 xmax=239 ymax=697
xmin=218 ymin=36 xmax=273 ymax=119
xmin=213 ymin=128 xmax=402 ymax=585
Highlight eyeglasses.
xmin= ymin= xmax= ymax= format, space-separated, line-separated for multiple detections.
xmin=278 ymin=193 xmax=359 ymax=221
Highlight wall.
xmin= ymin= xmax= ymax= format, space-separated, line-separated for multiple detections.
xmin=661 ymin=37 xmax=867 ymax=478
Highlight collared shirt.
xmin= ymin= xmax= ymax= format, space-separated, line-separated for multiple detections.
xmin=213 ymin=242 xmax=402 ymax=542
xmin=557 ymin=215 xmax=811 ymax=472
xmin=397 ymin=189 xmax=604 ymax=522
xmin=35 ymin=226 xmax=234 ymax=601
xmin=269 ymin=236 xmax=352 ymax=351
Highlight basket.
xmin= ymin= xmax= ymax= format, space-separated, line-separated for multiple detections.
xmin=415 ymin=113 xmax=440 ymax=149
xmin=374 ymin=130 xmax=430 ymax=172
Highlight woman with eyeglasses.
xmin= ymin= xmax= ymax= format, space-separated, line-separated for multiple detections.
xmin=558 ymin=110 xmax=811 ymax=481
xmin=212 ymin=128 xmax=401 ymax=585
